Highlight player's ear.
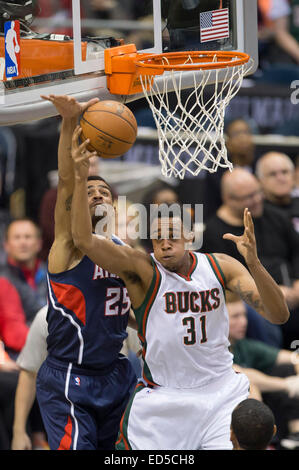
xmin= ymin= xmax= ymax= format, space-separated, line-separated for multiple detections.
xmin=273 ymin=424 xmax=277 ymax=438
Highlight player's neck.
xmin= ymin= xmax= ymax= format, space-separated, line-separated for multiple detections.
xmin=175 ymin=251 xmax=193 ymax=277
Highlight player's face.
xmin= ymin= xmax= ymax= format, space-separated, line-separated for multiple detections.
xmin=86 ymin=180 xmax=113 ymax=223
xmin=151 ymin=217 xmax=190 ymax=271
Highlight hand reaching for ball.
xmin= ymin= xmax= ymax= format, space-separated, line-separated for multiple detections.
xmin=40 ymin=94 xmax=100 ymax=120
xmin=71 ymin=126 xmax=98 ymax=180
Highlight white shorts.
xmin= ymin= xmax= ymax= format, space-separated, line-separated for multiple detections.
xmin=116 ymin=369 xmax=249 ymax=450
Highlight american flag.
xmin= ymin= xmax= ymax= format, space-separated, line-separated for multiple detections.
xmin=200 ymin=8 xmax=230 ymax=43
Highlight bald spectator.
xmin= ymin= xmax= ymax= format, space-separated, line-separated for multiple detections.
xmin=203 ymin=118 xmax=257 ymax=221
xmin=201 ymin=168 xmax=299 ymax=349
xmin=256 ymin=152 xmax=299 ymax=233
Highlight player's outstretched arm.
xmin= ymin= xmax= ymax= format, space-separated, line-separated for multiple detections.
xmin=41 ymin=95 xmax=99 ymax=273
xmin=70 ymin=127 xmax=152 ymax=285
xmin=216 ymin=208 xmax=289 ymax=324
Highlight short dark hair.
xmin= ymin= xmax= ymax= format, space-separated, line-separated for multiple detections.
xmin=231 ymin=399 xmax=275 ymax=450
xmin=87 ymin=175 xmax=115 ymax=201
xmin=149 ymin=202 xmax=194 ymax=234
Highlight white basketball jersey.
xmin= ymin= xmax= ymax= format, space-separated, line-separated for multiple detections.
xmin=134 ymin=252 xmax=233 ymax=389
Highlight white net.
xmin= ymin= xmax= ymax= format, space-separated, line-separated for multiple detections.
xmin=139 ymin=54 xmax=253 ymax=179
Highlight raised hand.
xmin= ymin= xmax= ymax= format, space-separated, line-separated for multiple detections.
xmin=223 ymin=208 xmax=258 ymax=267
xmin=71 ymin=126 xmax=98 ymax=179
xmin=40 ymin=94 xmax=99 ymax=119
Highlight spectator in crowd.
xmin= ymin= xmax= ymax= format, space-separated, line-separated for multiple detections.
xmin=202 ymin=168 xmax=299 ymax=307
xmin=203 ymin=118 xmax=257 ymax=222
xmin=256 ymin=151 xmax=299 ymax=233
xmin=259 ymin=0 xmax=299 ymax=65
xmin=226 ymin=290 xmax=283 ymax=348
xmin=201 ymin=168 xmax=299 ymax=349
xmin=228 ymin=299 xmax=299 ymax=449
xmin=293 ymin=154 xmax=299 ymax=197
xmin=38 ymin=156 xmax=101 ymax=261
xmin=0 ymin=218 xmax=48 ymax=358
xmin=230 ymin=398 xmax=277 ymax=450
xmin=258 ymin=0 xmax=299 ymax=86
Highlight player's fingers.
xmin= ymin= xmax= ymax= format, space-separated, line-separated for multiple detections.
xmin=223 ymin=233 xmax=240 ymax=243
xmin=82 ymin=98 xmax=100 ymax=112
xmin=78 ymin=138 xmax=91 ymax=153
xmin=245 ymin=228 xmax=254 ymax=243
xmin=71 ymin=126 xmax=82 ymax=148
xmin=243 ymin=207 xmax=248 ymax=228
xmin=76 ymin=152 xmax=97 ymax=163
xmin=247 ymin=211 xmax=255 ymax=233
xmin=73 ymin=125 xmax=82 ymax=138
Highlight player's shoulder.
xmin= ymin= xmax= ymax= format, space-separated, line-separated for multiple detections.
xmin=209 ymin=252 xmax=243 ymax=272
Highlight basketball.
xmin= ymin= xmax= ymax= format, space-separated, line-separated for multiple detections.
xmin=79 ymin=100 xmax=138 ymax=158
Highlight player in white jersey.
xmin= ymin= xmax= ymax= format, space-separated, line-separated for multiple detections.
xmin=70 ymin=126 xmax=290 ymax=450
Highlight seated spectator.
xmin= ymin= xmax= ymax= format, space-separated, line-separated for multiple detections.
xmin=258 ymin=0 xmax=299 ymax=85
xmin=203 ymin=118 xmax=257 ymax=222
xmin=293 ymin=154 xmax=299 ymax=196
xmin=259 ymin=0 xmax=299 ymax=64
xmin=228 ymin=299 xmax=299 ymax=449
xmin=230 ymin=399 xmax=277 ymax=450
xmin=201 ymin=168 xmax=299 ymax=349
xmin=0 ymin=218 xmax=48 ymax=358
xmin=256 ymin=151 xmax=299 ymax=233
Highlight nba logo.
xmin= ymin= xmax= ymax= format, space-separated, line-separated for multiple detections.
xmin=75 ymin=377 xmax=81 ymax=386
xmin=4 ymin=20 xmax=21 ymax=78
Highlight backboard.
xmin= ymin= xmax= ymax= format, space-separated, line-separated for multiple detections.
xmin=0 ymin=0 xmax=258 ymax=125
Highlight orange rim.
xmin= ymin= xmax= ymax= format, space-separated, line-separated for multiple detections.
xmin=135 ymin=50 xmax=250 ymax=72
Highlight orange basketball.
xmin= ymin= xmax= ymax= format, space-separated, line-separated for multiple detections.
xmin=80 ymin=100 xmax=137 ymax=158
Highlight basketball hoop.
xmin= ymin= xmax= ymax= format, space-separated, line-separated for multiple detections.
xmin=105 ymin=45 xmax=253 ymax=179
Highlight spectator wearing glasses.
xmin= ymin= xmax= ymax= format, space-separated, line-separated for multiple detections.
xmin=201 ymin=168 xmax=299 ymax=349
xmin=256 ymin=152 xmax=299 ymax=234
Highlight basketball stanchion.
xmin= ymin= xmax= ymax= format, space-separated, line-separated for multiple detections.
xmin=104 ymin=44 xmax=253 ymax=179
